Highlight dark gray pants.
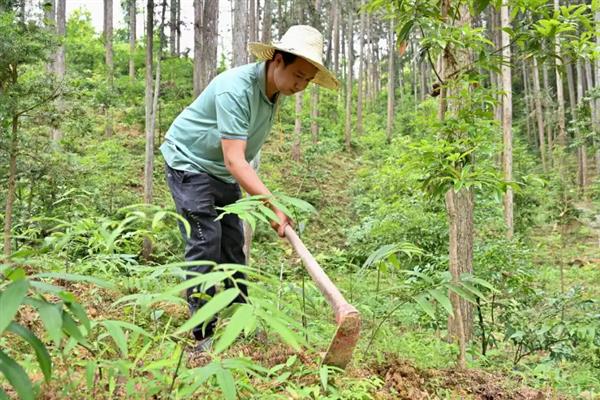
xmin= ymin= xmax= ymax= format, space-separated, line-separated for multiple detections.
xmin=165 ymin=164 xmax=247 ymax=340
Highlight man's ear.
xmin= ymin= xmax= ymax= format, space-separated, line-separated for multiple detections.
xmin=272 ymin=53 xmax=283 ymax=66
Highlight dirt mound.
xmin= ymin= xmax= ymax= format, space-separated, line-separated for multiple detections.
xmin=370 ymin=354 xmax=556 ymax=400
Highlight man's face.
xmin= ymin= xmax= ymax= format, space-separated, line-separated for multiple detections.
xmin=273 ymin=55 xmax=318 ymax=96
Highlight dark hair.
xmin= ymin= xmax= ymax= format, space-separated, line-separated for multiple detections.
xmin=272 ymin=50 xmax=297 ymax=66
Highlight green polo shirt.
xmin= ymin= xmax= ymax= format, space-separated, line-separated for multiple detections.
xmin=160 ymin=62 xmax=277 ymax=183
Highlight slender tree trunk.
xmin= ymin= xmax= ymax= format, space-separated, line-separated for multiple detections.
xmin=44 ymin=0 xmax=55 ymax=74
xmin=292 ymin=93 xmax=303 ymax=161
xmin=532 ymin=57 xmax=547 ymax=172
xmin=344 ymin=12 xmax=353 ymax=151
xmin=576 ymin=59 xmax=588 ymax=195
xmin=170 ymin=0 xmax=177 ymax=56
xmin=439 ymin=0 xmax=473 ymax=370
xmin=365 ymin=12 xmax=372 ymax=105
xmin=262 ymin=0 xmax=272 ymax=42
xmin=554 ymin=0 xmax=566 ymax=147
xmin=522 ymin=61 xmax=534 ymax=147
xmin=356 ymin=1 xmax=366 ymax=136
xmin=249 ymin=0 xmax=256 ymax=62
xmin=52 ymin=0 xmax=66 ymax=142
xmin=332 ymin=0 xmax=339 ymax=74
xmin=501 ymin=0 xmax=513 ymax=238
xmin=201 ymin=0 xmax=219 ymax=90
xmin=386 ymin=18 xmax=395 ymax=144
xmin=541 ymin=53 xmax=553 ymax=162
xmin=176 ymin=0 xmax=181 ymax=55
xmin=233 ymin=0 xmax=249 ymax=66
xmin=144 ymin=0 xmax=155 ymax=208
xmin=104 ymin=0 xmax=114 ymax=137
xmin=3 ymin=67 xmax=18 ymax=257
xmin=193 ymin=0 xmax=202 ymax=97
xmin=129 ymin=0 xmax=137 ymax=79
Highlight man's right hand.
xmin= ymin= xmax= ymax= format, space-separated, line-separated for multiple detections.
xmin=270 ymin=206 xmax=292 ymax=237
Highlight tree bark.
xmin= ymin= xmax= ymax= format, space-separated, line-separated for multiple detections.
xmin=532 ymin=57 xmax=547 ymax=172
xmin=501 ymin=1 xmax=513 ymax=238
xmin=595 ymin=10 xmax=600 ymax=173
xmin=344 ymin=11 xmax=353 ymax=151
xmin=554 ymin=0 xmax=566 ymax=147
xmin=249 ymin=0 xmax=256 ymax=62
xmin=356 ymin=0 xmax=366 ymax=136
xmin=386 ymin=18 xmax=395 ymax=144
xmin=52 ymin=0 xmax=65 ymax=142
xmin=522 ymin=61 xmax=534 ymax=147
xmin=233 ymin=0 xmax=249 ymax=66
xmin=201 ymin=0 xmax=219 ymax=90
xmin=3 ymin=110 xmax=18 ymax=257
xmin=170 ymin=0 xmax=177 ymax=56
xmin=44 ymin=0 xmax=55 ymax=74
xmin=129 ymin=0 xmax=137 ymax=80
xmin=193 ymin=0 xmax=202 ymax=97
xmin=262 ymin=0 xmax=272 ymax=42
xmin=576 ymin=59 xmax=587 ymax=195
xmin=332 ymin=0 xmax=339 ymax=75
xmin=104 ymin=0 xmax=114 ymax=137
xmin=144 ymin=0 xmax=155 ymax=208
xmin=292 ymin=93 xmax=303 ymax=161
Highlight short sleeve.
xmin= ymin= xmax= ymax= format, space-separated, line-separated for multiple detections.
xmin=215 ymin=91 xmax=251 ymax=140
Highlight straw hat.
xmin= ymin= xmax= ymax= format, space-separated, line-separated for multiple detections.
xmin=248 ymin=25 xmax=339 ymax=90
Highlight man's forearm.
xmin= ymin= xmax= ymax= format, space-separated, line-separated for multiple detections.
xmin=226 ymin=159 xmax=271 ymax=197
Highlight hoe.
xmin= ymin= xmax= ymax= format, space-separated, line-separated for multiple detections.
xmin=284 ymin=226 xmax=361 ymax=369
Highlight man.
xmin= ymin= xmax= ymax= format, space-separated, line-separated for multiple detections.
xmin=160 ymin=25 xmax=338 ymax=352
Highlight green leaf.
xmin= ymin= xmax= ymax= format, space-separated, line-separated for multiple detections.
xmin=0 ymin=349 xmax=34 ymax=400
xmin=7 ymin=322 xmax=52 ymax=382
xmin=427 ymin=288 xmax=454 ymax=317
xmin=0 ymin=279 xmax=29 ymax=335
xmin=215 ymin=365 xmax=237 ymax=400
xmin=446 ymin=283 xmax=477 ymax=305
xmin=257 ymin=309 xmax=302 ymax=350
xmin=319 ymin=365 xmax=329 ymax=391
xmin=62 ymin=312 xmax=87 ymax=344
xmin=413 ymin=294 xmax=436 ymax=319
xmin=66 ymin=301 xmax=91 ymax=332
xmin=0 ymin=387 xmax=9 ymax=400
xmin=175 ymin=288 xmax=240 ymax=335
xmin=101 ymin=321 xmax=128 ymax=358
xmin=214 ymin=304 xmax=254 ymax=354
xmin=460 ymin=281 xmax=487 ymax=301
xmin=34 ymin=301 xmax=63 ymax=346
xmin=32 ymin=272 xmax=116 ymax=290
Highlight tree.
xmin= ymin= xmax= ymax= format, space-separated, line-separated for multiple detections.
xmin=386 ymin=17 xmax=394 ymax=144
xmin=500 ymin=1 xmax=513 ymax=238
xmin=531 ymin=56 xmax=547 ymax=172
xmin=356 ymin=0 xmax=366 ymax=136
xmin=344 ymin=11 xmax=353 ymax=152
xmin=201 ymin=0 xmax=219 ymax=90
xmin=193 ymin=0 xmax=202 ymax=97
xmin=170 ymin=0 xmax=177 ymax=56
xmin=2 ymin=7 xmax=57 ymax=256
xmin=233 ymin=0 xmax=248 ymax=66
xmin=143 ymin=0 xmax=155 ymax=258
xmin=51 ymin=0 xmax=65 ymax=142
xmin=104 ymin=0 xmax=114 ymax=137
xmin=262 ymin=0 xmax=272 ymax=42
xmin=129 ymin=0 xmax=136 ymax=80
xmin=553 ymin=0 xmax=566 ymax=147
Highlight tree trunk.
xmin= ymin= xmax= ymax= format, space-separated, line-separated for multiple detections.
xmin=201 ymin=0 xmax=219 ymax=90
xmin=344 ymin=12 xmax=353 ymax=151
xmin=576 ymin=59 xmax=587 ymax=195
xmin=3 ymin=109 xmax=18 ymax=257
xmin=129 ymin=0 xmax=137 ymax=79
xmin=332 ymin=0 xmax=339 ymax=75
xmin=501 ymin=0 xmax=513 ymax=238
xmin=292 ymin=93 xmax=303 ymax=161
xmin=233 ymin=0 xmax=249 ymax=66
xmin=104 ymin=0 xmax=114 ymax=137
xmin=44 ymin=0 xmax=55 ymax=74
xmin=356 ymin=0 xmax=366 ymax=136
xmin=52 ymin=0 xmax=66 ymax=142
xmin=532 ymin=57 xmax=547 ymax=172
xmin=170 ymin=0 xmax=177 ymax=56
xmin=439 ymin=0 xmax=473 ymax=370
xmin=262 ymin=0 xmax=272 ymax=42
xmin=143 ymin=0 xmax=155 ymax=259
xmin=522 ymin=61 xmax=534 ymax=147
xmin=595 ymin=10 xmax=600 ymax=173
xmin=386 ymin=18 xmax=395 ymax=144
xmin=176 ymin=0 xmax=181 ymax=55
xmin=193 ymin=0 xmax=202 ymax=97
xmin=554 ymin=0 xmax=566 ymax=147
xmin=365 ymin=12 xmax=372 ymax=105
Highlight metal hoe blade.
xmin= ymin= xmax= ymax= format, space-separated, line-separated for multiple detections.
xmin=285 ymin=226 xmax=361 ymax=369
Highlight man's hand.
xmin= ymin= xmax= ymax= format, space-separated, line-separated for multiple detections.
xmin=270 ymin=206 xmax=293 ymax=237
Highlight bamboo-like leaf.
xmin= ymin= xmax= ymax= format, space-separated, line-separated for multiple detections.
xmin=214 ymin=304 xmax=254 ymax=354
xmin=32 ymin=272 xmax=116 ymax=290
xmin=427 ymin=288 xmax=454 ymax=317
xmin=256 ymin=309 xmax=302 ymax=350
xmin=34 ymin=301 xmax=63 ymax=345
xmin=175 ymin=288 xmax=240 ymax=335
xmin=101 ymin=320 xmax=128 ymax=358
xmin=0 ymin=349 xmax=34 ymax=400
xmin=446 ymin=283 xmax=477 ymax=305
xmin=0 ymin=279 xmax=29 ymax=335
xmin=66 ymin=301 xmax=91 ymax=332
xmin=413 ymin=294 xmax=436 ymax=319
xmin=7 ymin=322 xmax=52 ymax=382
xmin=215 ymin=365 xmax=237 ymax=400
xmin=319 ymin=365 xmax=329 ymax=391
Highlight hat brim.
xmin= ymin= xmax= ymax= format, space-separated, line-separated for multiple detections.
xmin=248 ymin=42 xmax=339 ymax=90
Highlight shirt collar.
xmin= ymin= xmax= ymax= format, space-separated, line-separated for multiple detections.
xmin=256 ymin=61 xmax=277 ymax=105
